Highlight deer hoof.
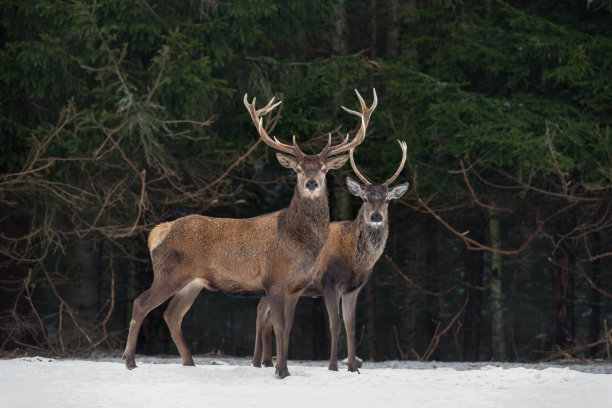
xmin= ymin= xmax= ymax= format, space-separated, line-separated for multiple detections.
xmin=125 ymin=360 xmax=137 ymax=370
xmin=263 ymin=360 xmax=274 ymax=368
xmin=328 ymin=363 xmax=339 ymax=371
xmin=123 ymin=354 xmax=136 ymax=370
xmin=252 ymin=360 xmax=262 ymax=368
xmin=275 ymin=367 xmax=290 ymax=379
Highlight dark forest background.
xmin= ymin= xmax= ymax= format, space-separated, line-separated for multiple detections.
xmin=1 ymin=0 xmax=611 ymax=364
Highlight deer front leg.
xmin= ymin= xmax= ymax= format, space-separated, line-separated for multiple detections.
xmin=324 ymin=288 xmax=340 ymax=371
xmin=342 ymin=289 xmax=362 ymax=373
xmin=280 ymin=293 xmax=301 ymax=363
xmin=253 ymin=297 xmax=270 ymax=367
xmin=268 ymin=291 xmax=289 ymax=379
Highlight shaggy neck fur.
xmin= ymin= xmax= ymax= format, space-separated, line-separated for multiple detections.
xmin=279 ymin=184 xmax=330 ymax=255
xmin=352 ymin=205 xmax=389 ymax=272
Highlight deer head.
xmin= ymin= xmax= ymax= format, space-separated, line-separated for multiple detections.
xmin=346 ymin=140 xmax=409 ymax=227
xmin=244 ymin=90 xmax=377 ymax=199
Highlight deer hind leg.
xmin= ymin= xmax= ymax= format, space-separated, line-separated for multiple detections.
xmin=342 ymin=289 xmax=362 ymax=373
xmin=324 ymin=288 xmax=340 ymax=371
xmin=163 ymin=279 xmax=204 ymax=366
xmin=253 ymin=297 xmax=270 ymax=367
xmin=261 ymin=314 xmax=274 ymax=367
xmin=123 ymin=280 xmax=183 ymax=369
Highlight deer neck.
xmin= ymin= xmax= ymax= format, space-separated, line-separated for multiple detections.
xmin=280 ymin=185 xmax=330 ymax=250
xmin=352 ymin=206 xmax=389 ymax=270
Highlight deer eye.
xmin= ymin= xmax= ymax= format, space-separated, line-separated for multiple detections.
xmin=362 ymin=198 xmax=368 ymax=203
xmin=385 ymin=199 xmax=390 ymax=204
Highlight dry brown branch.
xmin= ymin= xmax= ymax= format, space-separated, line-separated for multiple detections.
xmin=23 ymin=270 xmax=54 ymax=351
xmin=421 ymin=294 xmax=469 ymax=361
xmin=547 ymin=256 xmax=612 ymax=299
xmin=58 ymin=302 xmax=66 ymax=354
xmin=459 ymin=160 xmax=512 ymax=213
xmin=90 ymin=259 xmax=116 ymax=349
xmin=384 ymin=255 xmax=466 ymax=296
xmin=544 ymin=120 xmax=569 ymax=197
xmin=41 ymin=266 xmax=93 ymax=346
xmin=165 ymin=139 xmax=263 ymax=205
xmin=537 ymin=327 xmax=612 ymax=362
xmin=417 ymin=195 xmax=545 ymax=255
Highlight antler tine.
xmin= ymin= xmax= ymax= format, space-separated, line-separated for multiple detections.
xmin=384 ymin=140 xmax=407 ymax=186
xmin=349 ymin=147 xmax=372 ymax=186
xmin=324 ymin=88 xmax=378 ymax=157
xmin=244 ymin=93 xmax=304 ymax=157
xmin=341 ymin=88 xmax=378 ymax=118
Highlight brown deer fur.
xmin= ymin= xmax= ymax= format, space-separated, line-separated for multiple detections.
xmin=253 ymin=141 xmax=408 ymax=373
xmin=122 ymin=90 xmax=376 ymax=379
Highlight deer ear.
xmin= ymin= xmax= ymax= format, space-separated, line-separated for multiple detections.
xmin=346 ymin=177 xmax=365 ymax=197
xmin=388 ymin=182 xmax=409 ymax=200
xmin=276 ymin=153 xmax=299 ymax=169
xmin=325 ymin=155 xmax=349 ymax=170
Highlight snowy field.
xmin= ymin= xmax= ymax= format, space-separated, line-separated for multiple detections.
xmin=1 ymin=355 xmax=611 ymax=408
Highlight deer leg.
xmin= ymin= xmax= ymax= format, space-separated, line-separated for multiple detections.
xmin=267 ymin=291 xmax=289 ymax=379
xmin=261 ymin=312 xmax=274 ymax=367
xmin=342 ymin=289 xmax=362 ymax=373
xmin=253 ymin=297 xmax=270 ymax=367
xmin=280 ymin=293 xmax=301 ymax=363
xmin=324 ymin=288 xmax=340 ymax=371
xmin=123 ymin=281 xmax=182 ymax=369
xmin=163 ymin=279 xmax=203 ymax=366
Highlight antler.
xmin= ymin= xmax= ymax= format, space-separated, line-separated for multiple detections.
xmin=349 ymin=146 xmax=372 ymax=186
xmin=384 ymin=140 xmax=407 ymax=186
xmin=243 ymin=93 xmax=305 ymax=157
xmin=320 ymin=88 xmax=378 ymax=158
xmin=350 ymin=139 xmax=407 ymax=187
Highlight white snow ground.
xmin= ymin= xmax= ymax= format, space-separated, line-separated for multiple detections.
xmin=1 ymin=355 xmax=611 ymax=408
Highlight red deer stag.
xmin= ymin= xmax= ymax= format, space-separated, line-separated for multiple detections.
xmin=122 ymin=90 xmax=377 ymax=378
xmin=253 ymin=139 xmax=408 ymax=373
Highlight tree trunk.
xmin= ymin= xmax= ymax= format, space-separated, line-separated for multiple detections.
xmin=332 ymin=174 xmax=352 ymax=221
xmin=72 ymin=239 xmax=99 ymax=326
xmin=463 ymin=212 xmax=484 ymax=361
xmin=424 ymin=219 xmax=440 ymax=360
xmin=370 ymin=0 xmax=377 ymax=59
xmin=364 ymin=279 xmax=377 ymax=361
xmin=312 ymin=299 xmax=328 ymax=360
xmin=488 ymin=210 xmax=507 ymax=361
xmin=387 ymin=0 xmax=419 ymax=58
xmin=588 ymin=234 xmax=601 ymax=357
xmin=387 ymin=0 xmax=400 ymax=56
xmin=331 ymin=0 xmax=348 ymax=55
xmin=554 ymin=248 xmax=575 ymax=348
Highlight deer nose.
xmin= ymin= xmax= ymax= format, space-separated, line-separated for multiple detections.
xmin=370 ymin=212 xmax=383 ymax=223
xmin=305 ymin=179 xmax=319 ymax=191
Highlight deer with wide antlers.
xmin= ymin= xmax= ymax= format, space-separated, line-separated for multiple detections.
xmin=122 ymin=90 xmax=377 ymax=378
xmin=253 ymin=139 xmax=408 ymax=373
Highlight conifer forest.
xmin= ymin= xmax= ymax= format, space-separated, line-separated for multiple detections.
xmin=1 ymin=0 xmax=611 ymax=364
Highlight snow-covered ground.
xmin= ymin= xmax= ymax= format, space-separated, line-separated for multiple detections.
xmin=1 ymin=355 xmax=611 ymax=408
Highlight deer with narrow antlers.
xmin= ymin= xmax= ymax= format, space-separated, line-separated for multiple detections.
xmin=253 ymin=139 xmax=408 ymax=373
xmin=122 ymin=90 xmax=377 ymax=378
